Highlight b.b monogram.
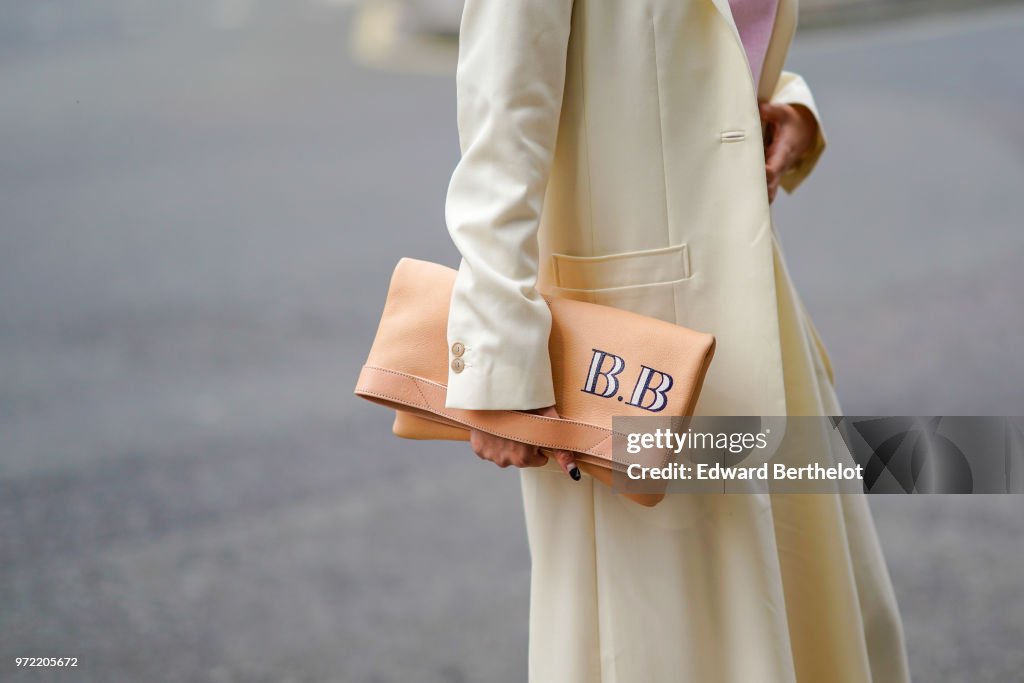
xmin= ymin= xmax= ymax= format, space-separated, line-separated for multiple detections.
xmin=581 ymin=348 xmax=674 ymax=412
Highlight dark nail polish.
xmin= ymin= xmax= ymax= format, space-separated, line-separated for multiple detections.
xmin=569 ymin=465 xmax=581 ymax=481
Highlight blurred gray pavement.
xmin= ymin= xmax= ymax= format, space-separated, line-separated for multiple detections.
xmin=2 ymin=2 xmax=1024 ymax=682
xmin=798 ymin=0 xmax=1024 ymax=27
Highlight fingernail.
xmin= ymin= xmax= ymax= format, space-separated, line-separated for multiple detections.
xmin=569 ymin=464 xmax=581 ymax=481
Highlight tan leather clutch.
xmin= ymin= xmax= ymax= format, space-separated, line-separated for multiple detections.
xmin=353 ymin=258 xmax=716 ymax=506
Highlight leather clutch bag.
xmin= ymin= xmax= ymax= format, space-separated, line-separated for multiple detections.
xmin=353 ymin=257 xmax=716 ymax=506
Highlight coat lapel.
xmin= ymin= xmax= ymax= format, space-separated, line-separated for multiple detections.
xmin=708 ymin=0 xmax=798 ymax=101
xmin=707 ymin=0 xmax=745 ymax=62
xmin=758 ymin=0 xmax=797 ymax=101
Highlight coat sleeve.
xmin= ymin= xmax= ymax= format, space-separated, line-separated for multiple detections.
xmin=443 ymin=0 xmax=574 ymax=410
xmin=770 ymin=70 xmax=827 ymax=194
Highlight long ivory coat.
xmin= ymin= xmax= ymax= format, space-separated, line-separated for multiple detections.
xmin=442 ymin=0 xmax=913 ymax=680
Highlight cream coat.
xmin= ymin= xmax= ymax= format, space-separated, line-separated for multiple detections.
xmin=440 ymin=0 xmax=912 ymax=681
xmin=443 ymin=0 xmax=824 ymax=414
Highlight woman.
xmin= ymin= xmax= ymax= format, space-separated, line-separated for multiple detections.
xmin=442 ymin=0 xmax=912 ymax=680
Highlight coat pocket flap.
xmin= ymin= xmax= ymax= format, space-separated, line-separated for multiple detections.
xmin=550 ymin=243 xmax=691 ymax=290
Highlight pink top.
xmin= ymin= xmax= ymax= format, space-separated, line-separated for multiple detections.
xmin=728 ymin=0 xmax=780 ymax=89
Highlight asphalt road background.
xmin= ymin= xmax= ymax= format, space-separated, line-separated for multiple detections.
xmin=2 ymin=1 xmax=1023 ymax=681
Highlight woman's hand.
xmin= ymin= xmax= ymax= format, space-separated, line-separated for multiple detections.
xmin=759 ymin=102 xmax=820 ymax=204
xmin=469 ymin=405 xmax=581 ymax=480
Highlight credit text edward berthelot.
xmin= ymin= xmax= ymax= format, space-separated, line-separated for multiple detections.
xmin=624 ymin=427 xmax=864 ymax=482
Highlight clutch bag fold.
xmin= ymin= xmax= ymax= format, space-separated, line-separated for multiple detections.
xmin=353 ymin=258 xmax=716 ymax=506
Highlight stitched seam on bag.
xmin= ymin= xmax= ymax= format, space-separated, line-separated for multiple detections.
xmin=410 ymin=375 xmax=431 ymax=411
xmin=363 ymin=366 xmax=614 ymax=432
xmin=362 ymin=365 xmax=637 ymax=450
xmin=359 ymin=366 xmax=624 ymax=452
xmin=363 ymin=365 xmax=700 ymax=445
xmin=358 ymin=388 xmax=612 ymax=453
xmin=588 ymin=433 xmax=613 ymax=459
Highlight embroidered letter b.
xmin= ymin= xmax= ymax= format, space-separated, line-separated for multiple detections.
xmin=581 ymin=349 xmax=625 ymax=398
xmin=627 ymin=365 xmax=674 ymax=412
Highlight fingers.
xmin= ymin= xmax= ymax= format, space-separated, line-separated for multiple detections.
xmin=553 ymin=449 xmax=581 ymax=481
xmin=763 ymin=129 xmax=790 ymax=183
xmin=468 ymin=403 xmax=581 ymax=479
xmin=468 ymin=432 xmax=577 ymax=475
xmin=760 ymin=103 xmax=794 ymax=204
xmin=759 ymin=102 xmax=820 ymax=203
xmin=527 ymin=405 xmax=581 ymax=481
xmin=522 ymin=447 xmax=549 ymax=468
xmin=758 ymin=100 xmax=788 ymax=124
xmin=470 ymin=430 xmax=549 ymax=469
